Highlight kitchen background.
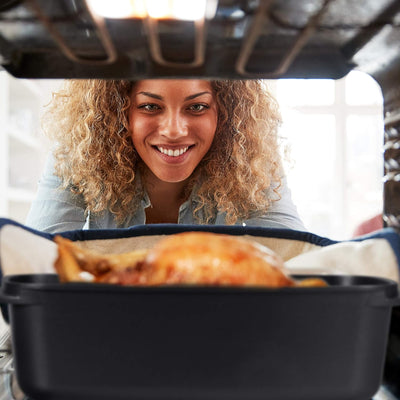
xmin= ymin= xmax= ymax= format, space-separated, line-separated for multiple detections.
xmin=0 ymin=71 xmax=383 ymax=240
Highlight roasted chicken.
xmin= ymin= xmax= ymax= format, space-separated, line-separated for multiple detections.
xmin=54 ymin=232 xmax=327 ymax=288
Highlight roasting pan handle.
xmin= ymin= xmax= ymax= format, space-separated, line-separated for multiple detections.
xmin=0 ymin=292 xmax=25 ymax=305
xmin=0 ymin=290 xmax=29 ymax=324
xmin=367 ymin=292 xmax=400 ymax=308
xmin=0 ymin=281 xmax=34 ymax=306
xmin=0 ymin=274 xmax=42 ymax=307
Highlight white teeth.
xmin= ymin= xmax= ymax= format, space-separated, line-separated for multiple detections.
xmin=157 ymin=146 xmax=189 ymax=157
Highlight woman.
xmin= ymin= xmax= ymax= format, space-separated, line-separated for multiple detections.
xmin=26 ymin=79 xmax=305 ymax=233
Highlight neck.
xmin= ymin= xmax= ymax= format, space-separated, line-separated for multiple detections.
xmin=142 ymin=168 xmax=190 ymax=224
xmin=145 ymin=171 xmax=188 ymax=202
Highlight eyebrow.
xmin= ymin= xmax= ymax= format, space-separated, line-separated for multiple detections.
xmin=136 ymin=91 xmax=212 ymax=101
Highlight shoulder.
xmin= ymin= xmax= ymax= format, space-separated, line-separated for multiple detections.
xmin=244 ymin=177 xmax=306 ymax=230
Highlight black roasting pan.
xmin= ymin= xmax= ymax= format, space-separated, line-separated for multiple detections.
xmin=0 ymin=273 xmax=399 ymax=400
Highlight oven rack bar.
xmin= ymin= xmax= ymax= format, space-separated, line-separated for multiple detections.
xmin=27 ymin=0 xmax=117 ymax=65
xmin=235 ymin=0 xmax=332 ymax=78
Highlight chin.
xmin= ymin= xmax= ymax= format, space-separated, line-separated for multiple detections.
xmin=152 ymin=171 xmax=190 ymax=183
xmin=160 ymin=175 xmax=191 ymax=184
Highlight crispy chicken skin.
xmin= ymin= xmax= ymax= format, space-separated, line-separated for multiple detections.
xmin=54 ymin=235 xmax=148 ymax=283
xmin=54 ymin=232 xmax=327 ymax=287
xmin=141 ymin=232 xmax=294 ymax=287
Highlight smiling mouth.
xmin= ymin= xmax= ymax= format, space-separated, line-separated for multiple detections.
xmin=156 ymin=146 xmax=192 ymax=157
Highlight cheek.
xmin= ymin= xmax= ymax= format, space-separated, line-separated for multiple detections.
xmin=209 ymin=107 xmax=218 ymax=136
xmin=203 ymin=117 xmax=217 ymax=145
xmin=129 ymin=115 xmax=153 ymax=145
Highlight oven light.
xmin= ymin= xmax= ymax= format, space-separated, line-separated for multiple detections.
xmin=86 ymin=0 xmax=217 ymax=20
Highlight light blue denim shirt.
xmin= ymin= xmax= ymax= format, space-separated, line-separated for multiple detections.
xmin=26 ymin=155 xmax=306 ymax=233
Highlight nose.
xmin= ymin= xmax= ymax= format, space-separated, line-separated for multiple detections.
xmin=159 ymin=110 xmax=188 ymax=139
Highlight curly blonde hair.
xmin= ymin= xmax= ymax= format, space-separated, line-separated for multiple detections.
xmin=43 ymin=79 xmax=283 ymax=225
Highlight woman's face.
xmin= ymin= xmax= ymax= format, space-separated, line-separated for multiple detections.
xmin=129 ymin=79 xmax=218 ymax=183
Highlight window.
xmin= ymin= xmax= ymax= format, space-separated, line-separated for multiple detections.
xmin=274 ymin=71 xmax=384 ymax=240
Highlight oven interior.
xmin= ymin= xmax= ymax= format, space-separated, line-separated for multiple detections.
xmin=0 ymin=0 xmax=399 ymax=399
xmin=1 ymin=0 xmax=399 ymax=226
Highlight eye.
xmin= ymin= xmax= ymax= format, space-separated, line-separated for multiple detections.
xmin=138 ymin=103 xmax=161 ymax=112
xmin=188 ymin=103 xmax=209 ymax=113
